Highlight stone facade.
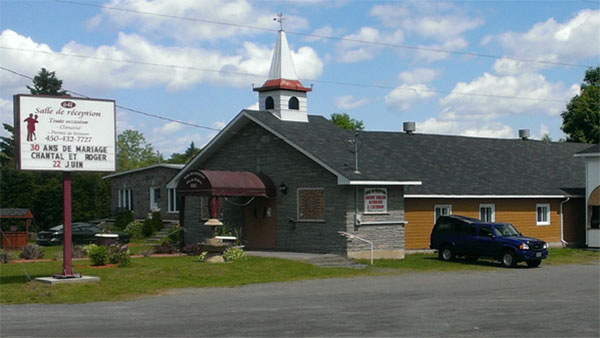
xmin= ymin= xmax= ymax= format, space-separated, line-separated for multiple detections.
xmin=181 ymin=120 xmax=406 ymax=258
xmin=107 ymin=166 xmax=181 ymax=220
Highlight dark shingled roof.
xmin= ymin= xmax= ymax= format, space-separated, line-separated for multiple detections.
xmin=576 ymin=144 xmax=600 ymax=155
xmin=244 ymin=110 xmax=589 ymax=196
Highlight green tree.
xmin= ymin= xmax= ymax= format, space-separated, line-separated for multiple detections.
xmin=561 ymin=66 xmax=600 ymax=143
xmin=27 ymin=68 xmax=69 ymax=96
xmin=330 ymin=113 xmax=364 ymax=131
xmin=117 ymin=129 xmax=158 ymax=171
xmin=166 ymin=141 xmax=201 ymax=164
xmin=0 ymin=123 xmax=15 ymax=168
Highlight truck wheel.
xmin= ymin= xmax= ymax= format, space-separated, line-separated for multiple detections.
xmin=501 ymin=251 xmax=517 ymax=268
xmin=439 ymin=246 xmax=455 ymax=261
xmin=526 ymin=259 xmax=542 ymax=268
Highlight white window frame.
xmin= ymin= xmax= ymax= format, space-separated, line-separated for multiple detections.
xmin=364 ymin=188 xmax=388 ymax=214
xmin=118 ymin=189 xmax=133 ymax=210
xmin=479 ymin=204 xmax=496 ymax=222
xmin=167 ymin=188 xmax=179 ymax=213
xmin=297 ymin=188 xmax=325 ymax=221
xmin=149 ymin=187 xmax=159 ymax=211
xmin=434 ymin=204 xmax=452 ymax=222
xmin=536 ymin=203 xmax=551 ymax=226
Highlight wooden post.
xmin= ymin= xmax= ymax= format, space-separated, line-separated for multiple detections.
xmin=57 ymin=172 xmax=79 ymax=278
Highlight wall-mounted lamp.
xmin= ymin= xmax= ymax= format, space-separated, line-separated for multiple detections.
xmin=279 ymin=183 xmax=288 ymax=195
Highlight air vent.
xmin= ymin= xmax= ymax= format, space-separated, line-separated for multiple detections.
xmin=519 ymin=129 xmax=530 ymax=140
xmin=403 ymin=122 xmax=416 ymax=134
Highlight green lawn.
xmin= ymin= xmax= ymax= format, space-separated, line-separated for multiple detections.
xmin=1 ymin=248 xmax=597 ymax=305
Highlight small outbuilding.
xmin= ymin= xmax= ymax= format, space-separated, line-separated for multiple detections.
xmin=0 ymin=208 xmax=33 ymax=250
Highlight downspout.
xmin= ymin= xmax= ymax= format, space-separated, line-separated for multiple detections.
xmin=560 ymin=197 xmax=570 ymax=247
xmin=354 ymin=186 xmax=359 ymax=229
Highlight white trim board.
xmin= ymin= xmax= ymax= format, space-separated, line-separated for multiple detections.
xmin=405 ymin=194 xmax=576 ymax=199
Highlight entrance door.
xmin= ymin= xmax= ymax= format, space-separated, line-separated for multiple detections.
xmin=243 ymin=198 xmax=276 ymax=250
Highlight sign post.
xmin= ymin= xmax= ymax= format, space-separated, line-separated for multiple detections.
xmin=14 ymin=94 xmax=116 ymax=279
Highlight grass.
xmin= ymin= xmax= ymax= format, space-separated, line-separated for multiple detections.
xmin=1 ymin=248 xmax=597 ymax=305
xmin=0 ymin=256 xmax=373 ymax=304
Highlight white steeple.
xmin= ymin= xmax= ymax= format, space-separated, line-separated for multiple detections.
xmin=268 ymin=30 xmax=298 ymax=80
xmin=253 ymin=14 xmax=311 ymax=123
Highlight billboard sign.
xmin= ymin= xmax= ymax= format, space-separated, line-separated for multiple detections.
xmin=14 ymin=94 xmax=116 ymax=172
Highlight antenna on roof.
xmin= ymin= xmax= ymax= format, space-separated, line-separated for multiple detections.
xmin=347 ymin=130 xmax=361 ymax=174
xmin=274 ymin=13 xmax=285 ymax=31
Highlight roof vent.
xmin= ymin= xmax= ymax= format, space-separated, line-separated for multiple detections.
xmin=403 ymin=122 xmax=416 ymax=134
xmin=519 ymin=129 xmax=530 ymax=140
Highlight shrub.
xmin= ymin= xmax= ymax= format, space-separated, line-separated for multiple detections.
xmin=0 ymin=250 xmax=12 ymax=263
xmin=72 ymin=245 xmax=87 ymax=258
xmin=19 ymin=244 xmax=45 ymax=260
xmin=108 ymin=245 xmax=131 ymax=267
xmin=142 ymin=219 xmax=155 ymax=238
xmin=86 ymin=244 xmax=108 ymax=266
xmin=153 ymin=240 xmax=176 ymax=254
xmin=182 ymin=243 xmax=203 ymax=256
xmin=141 ymin=249 xmax=153 ymax=257
xmin=114 ymin=209 xmax=134 ymax=230
xmin=124 ymin=221 xmax=144 ymax=239
xmin=196 ymin=251 xmax=208 ymax=262
xmin=151 ymin=211 xmax=163 ymax=231
xmin=166 ymin=226 xmax=181 ymax=244
xmin=223 ymin=247 xmax=246 ymax=262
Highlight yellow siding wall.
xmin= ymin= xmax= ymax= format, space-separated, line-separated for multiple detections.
xmin=405 ymin=198 xmax=562 ymax=250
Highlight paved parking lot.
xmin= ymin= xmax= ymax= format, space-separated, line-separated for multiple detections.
xmin=2 ymin=263 xmax=598 ymax=337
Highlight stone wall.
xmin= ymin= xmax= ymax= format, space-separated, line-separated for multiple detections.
xmin=181 ymin=118 xmax=406 ymax=258
xmin=182 ymin=120 xmax=348 ymax=254
xmin=343 ymin=186 xmax=406 ymax=259
xmin=108 ymin=167 xmax=180 ymax=220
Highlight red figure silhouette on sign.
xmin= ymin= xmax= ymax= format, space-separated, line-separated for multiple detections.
xmin=24 ymin=113 xmax=39 ymax=142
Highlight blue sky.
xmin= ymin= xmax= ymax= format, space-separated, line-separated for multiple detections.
xmin=1 ymin=0 xmax=598 ymax=156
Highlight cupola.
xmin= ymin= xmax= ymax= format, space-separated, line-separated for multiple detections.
xmin=254 ymin=17 xmax=311 ymax=122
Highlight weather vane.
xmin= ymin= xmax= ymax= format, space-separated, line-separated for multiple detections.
xmin=274 ymin=13 xmax=285 ymax=31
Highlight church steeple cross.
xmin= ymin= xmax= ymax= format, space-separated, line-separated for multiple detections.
xmin=274 ymin=13 xmax=285 ymax=31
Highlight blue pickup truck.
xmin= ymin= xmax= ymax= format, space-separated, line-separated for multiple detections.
xmin=430 ymin=215 xmax=548 ymax=268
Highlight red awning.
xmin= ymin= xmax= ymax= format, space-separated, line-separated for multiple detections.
xmin=176 ymin=170 xmax=276 ymax=197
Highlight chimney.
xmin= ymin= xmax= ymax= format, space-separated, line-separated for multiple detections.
xmin=519 ymin=129 xmax=530 ymax=140
xmin=403 ymin=122 xmax=416 ymax=134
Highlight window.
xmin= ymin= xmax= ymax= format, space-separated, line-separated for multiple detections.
xmin=288 ymin=96 xmax=299 ymax=110
xmin=168 ymin=188 xmax=179 ymax=213
xmin=265 ymin=96 xmax=274 ymax=110
xmin=434 ymin=205 xmax=452 ymax=221
xmin=591 ymin=206 xmax=600 ymax=229
xmin=536 ymin=204 xmax=550 ymax=226
xmin=149 ymin=187 xmax=160 ymax=211
xmin=478 ymin=226 xmax=494 ymax=238
xmin=297 ymin=188 xmax=324 ymax=220
xmin=118 ymin=189 xmax=133 ymax=210
xmin=479 ymin=204 xmax=495 ymax=222
xmin=364 ymin=188 xmax=387 ymax=214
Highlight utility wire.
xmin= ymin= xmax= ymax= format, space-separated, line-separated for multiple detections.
xmin=54 ymin=0 xmax=593 ymax=69
xmin=0 ymin=66 xmax=221 ymax=131
xmin=0 ymin=48 xmax=570 ymax=103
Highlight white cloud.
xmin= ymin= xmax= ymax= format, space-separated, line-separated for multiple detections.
xmin=418 ymin=117 xmax=514 ymax=139
xmin=385 ymin=84 xmax=436 ymax=112
xmin=245 ymin=102 xmax=258 ymax=110
xmin=333 ymin=95 xmax=371 ymax=110
xmin=89 ymin=0 xmax=308 ymax=42
xmin=336 ymin=27 xmax=403 ymax=63
xmin=0 ymin=98 xmax=13 ymax=134
xmin=0 ymin=29 xmax=323 ymax=93
xmin=398 ymin=68 xmax=440 ymax=84
xmin=212 ymin=121 xmax=226 ymax=129
xmin=439 ymin=72 xmax=578 ymax=120
xmin=487 ymin=9 xmax=600 ymax=74
xmin=414 ymin=38 xmax=469 ymax=63
xmin=370 ymin=2 xmax=482 ymax=41
xmin=153 ymin=121 xmax=183 ymax=135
